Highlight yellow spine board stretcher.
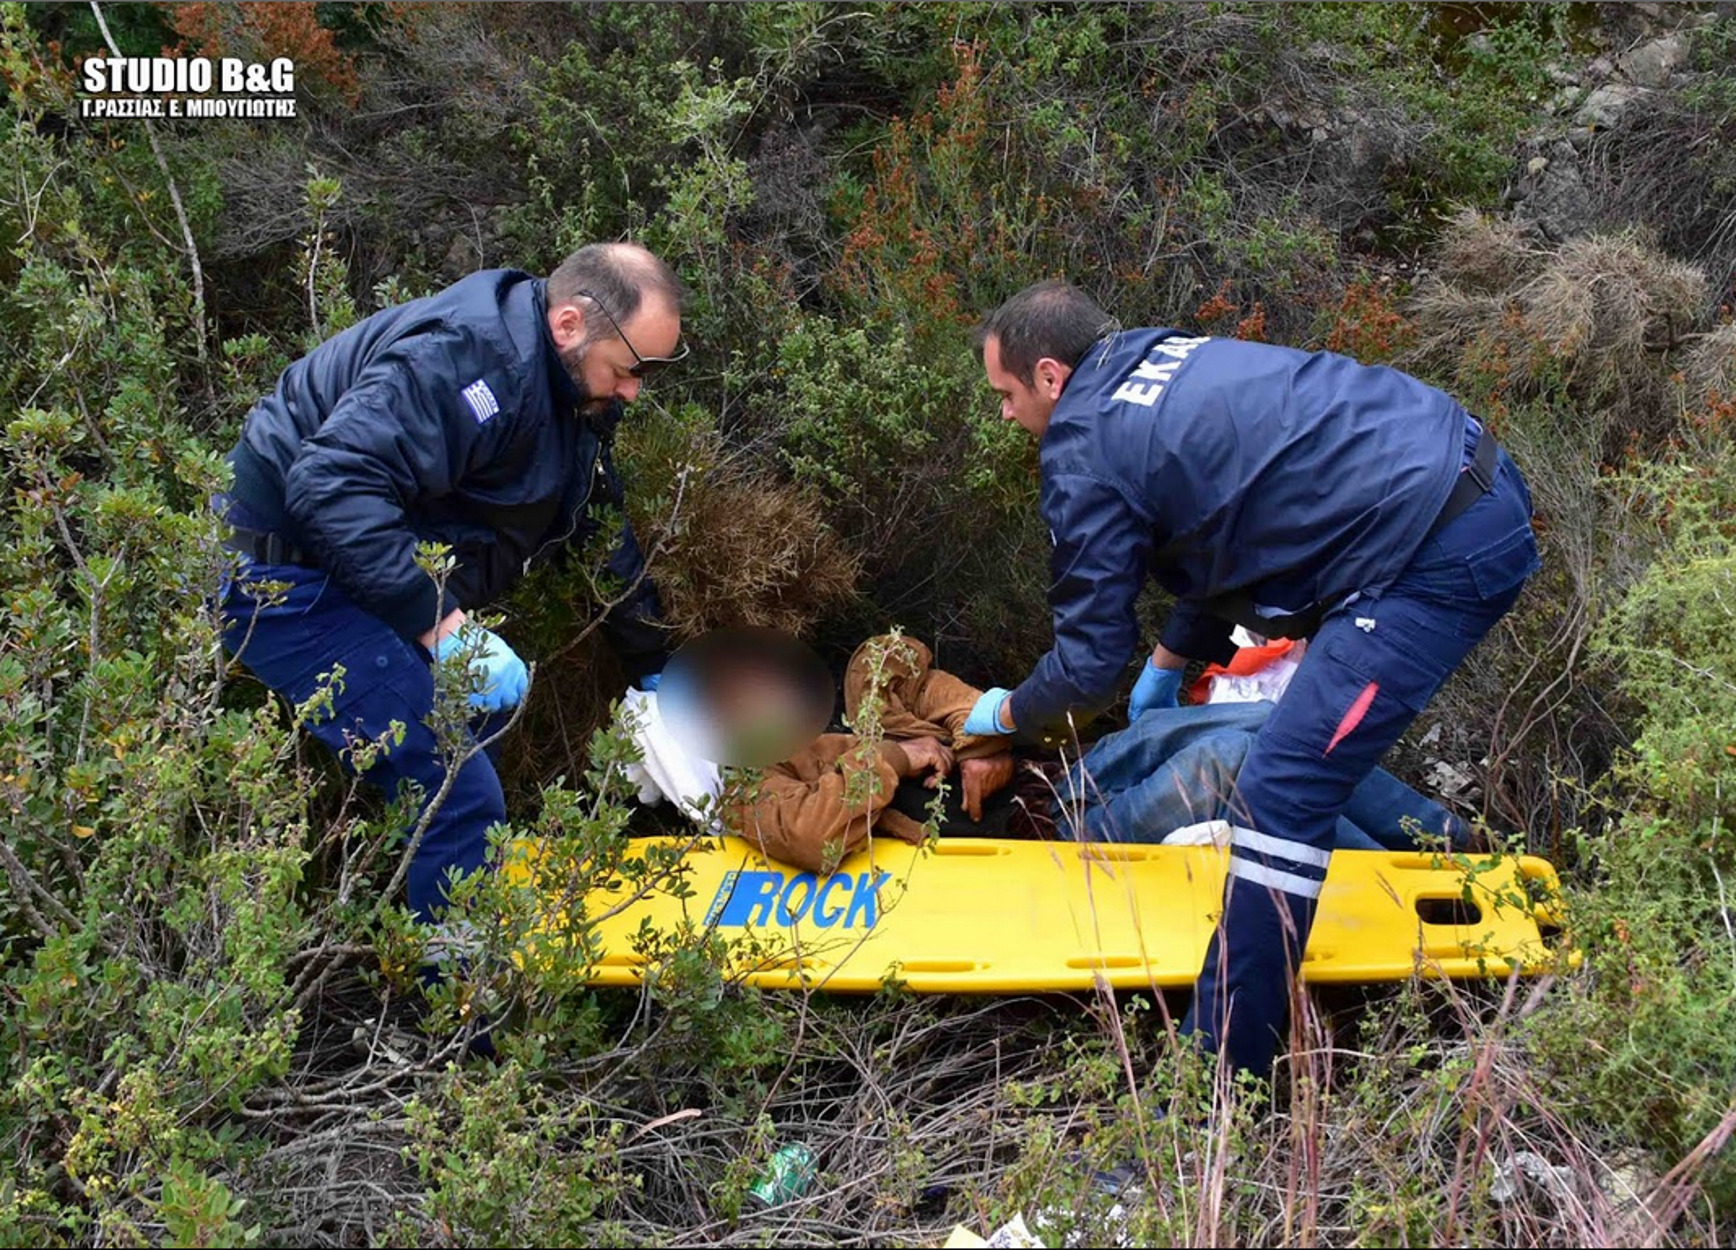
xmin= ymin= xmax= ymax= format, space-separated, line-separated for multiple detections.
xmin=513 ymin=836 xmax=1571 ymax=995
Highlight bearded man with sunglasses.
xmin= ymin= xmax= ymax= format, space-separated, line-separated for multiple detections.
xmin=216 ymin=242 xmax=687 ymax=924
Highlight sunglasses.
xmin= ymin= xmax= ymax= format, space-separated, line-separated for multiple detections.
xmin=575 ymin=288 xmax=690 ymax=378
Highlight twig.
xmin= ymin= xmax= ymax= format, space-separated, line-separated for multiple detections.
xmin=89 ymin=1 xmax=212 ymax=381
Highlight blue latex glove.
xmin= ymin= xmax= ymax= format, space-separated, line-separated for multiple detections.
xmin=434 ymin=627 xmax=529 ymax=712
xmin=1128 ymin=658 xmax=1183 ymax=721
xmin=963 ymin=687 xmax=1013 ymax=736
xmin=639 ymin=671 xmax=662 ymax=692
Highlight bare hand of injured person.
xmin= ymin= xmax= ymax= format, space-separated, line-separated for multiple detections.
xmin=960 ymin=751 xmax=1015 ymax=821
xmin=897 ymin=736 xmax=954 ymax=787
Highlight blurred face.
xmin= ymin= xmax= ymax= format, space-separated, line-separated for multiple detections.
xmin=706 ymin=664 xmax=813 ymax=759
xmin=548 ymin=294 xmax=683 ymax=411
xmin=982 ymin=334 xmax=1071 ymax=439
xmin=657 ymin=627 xmax=835 ymax=768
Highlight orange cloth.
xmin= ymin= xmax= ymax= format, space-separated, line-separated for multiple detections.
xmin=1187 ymin=638 xmax=1298 ymax=705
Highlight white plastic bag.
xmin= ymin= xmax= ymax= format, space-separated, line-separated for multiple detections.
xmin=618 ymin=688 xmax=723 ymax=828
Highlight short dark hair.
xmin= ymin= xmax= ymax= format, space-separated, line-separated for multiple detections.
xmin=547 ymin=242 xmax=689 ymax=342
xmin=973 ymin=281 xmax=1117 ymax=385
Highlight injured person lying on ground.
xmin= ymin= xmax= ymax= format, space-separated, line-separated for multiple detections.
xmin=620 ymin=634 xmax=1478 ymax=875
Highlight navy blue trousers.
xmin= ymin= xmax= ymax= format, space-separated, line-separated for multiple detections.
xmin=220 ymin=559 xmax=511 ymax=923
xmin=1184 ymin=447 xmax=1540 ymax=1080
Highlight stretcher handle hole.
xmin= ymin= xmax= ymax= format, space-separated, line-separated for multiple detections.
xmin=1079 ymin=847 xmax=1152 ymax=863
xmin=1415 ymin=896 xmax=1482 ymax=927
xmin=1065 ymin=955 xmax=1144 ymax=969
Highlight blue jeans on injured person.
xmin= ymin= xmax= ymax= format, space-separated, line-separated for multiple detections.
xmin=1183 ymin=446 xmax=1540 ymax=1081
xmin=217 ymin=522 xmax=511 ymax=923
xmin=1058 ymin=702 xmax=1473 ymax=852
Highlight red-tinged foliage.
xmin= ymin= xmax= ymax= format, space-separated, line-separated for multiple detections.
xmin=832 ymin=41 xmax=1050 ymax=345
xmin=1193 ymin=279 xmax=1237 ymax=328
xmin=164 ymin=1 xmax=358 ymax=103
xmin=1233 ymin=302 xmax=1267 ymax=342
xmin=1325 ymin=280 xmax=1416 ymax=363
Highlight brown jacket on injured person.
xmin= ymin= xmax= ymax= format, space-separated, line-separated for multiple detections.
xmin=724 ymin=635 xmax=1015 ymax=874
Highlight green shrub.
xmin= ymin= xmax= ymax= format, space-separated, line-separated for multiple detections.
xmin=1528 ymin=422 xmax=1736 ymax=1207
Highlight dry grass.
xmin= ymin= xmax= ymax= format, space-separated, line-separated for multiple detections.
xmin=1430 ymin=208 xmax=1550 ymax=295
xmin=1683 ymin=321 xmax=1736 ymax=408
xmin=248 ymin=963 xmax=1735 ymax=1247
xmin=1409 ymin=216 xmax=1708 ymax=458
xmin=1397 ymin=216 xmax=1711 ymax=847
xmin=1574 ymin=87 xmax=1736 ymax=321
xmin=644 ymin=458 xmax=861 ymax=641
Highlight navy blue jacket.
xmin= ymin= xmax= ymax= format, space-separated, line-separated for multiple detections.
xmin=226 ymin=269 xmax=668 ymax=676
xmin=1007 ymin=330 xmax=1466 ymax=734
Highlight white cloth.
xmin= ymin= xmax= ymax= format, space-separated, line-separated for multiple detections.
xmin=1203 ymin=628 xmax=1304 ymax=705
xmin=1203 ymin=656 xmax=1300 ymax=705
xmin=618 ymin=689 xmax=723 ymax=828
xmin=1161 ymin=819 xmax=1232 ymax=847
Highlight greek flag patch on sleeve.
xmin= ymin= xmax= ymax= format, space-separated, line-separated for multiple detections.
xmin=461 ymin=379 xmax=499 ymax=424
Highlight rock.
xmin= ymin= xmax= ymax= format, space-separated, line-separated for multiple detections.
xmin=1574 ymin=82 xmax=1646 ymax=131
xmin=1491 ymin=1150 xmax=1577 ymax=1207
xmin=1513 ymin=139 xmax=1594 ymax=242
xmin=443 ymin=231 xmax=480 ymax=274
xmin=1260 ymin=100 xmax=1335 ymax=143
xmin=1620 ymin=33 xmax=1689 ymax=88
xmin=1548 ymin=87 xmax=1582 ymax=118
xmin=1343 ymin=113 xmax=1388 ymax=181
xmin=1602 ymin=1149 xmax=1666 ymax=1247
xmin=1424 ymin=759 xmax=1478 ymax=800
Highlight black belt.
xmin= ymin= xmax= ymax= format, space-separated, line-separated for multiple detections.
xmin=1427 ymin=423 xmax=1499 ymax=538
xmin=223 ymin=525 xmax=314 ymax=567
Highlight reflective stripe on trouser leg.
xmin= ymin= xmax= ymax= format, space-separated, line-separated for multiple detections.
xmin=1183 ymin=452 xmax=1539 ymax=1081
xmin=1228 ymin=825 xmax=1329 ymax=895
xmin=1180 ymin=619 xmax=1418 ymax=1080
xmin=1187 ymin=822 xmax=1330 ymax=1080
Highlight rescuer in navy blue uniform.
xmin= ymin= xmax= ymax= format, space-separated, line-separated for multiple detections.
xmin=962 ymin=281 xmax=1540 ymax=1082
xmin=217 ymin=243 xmax=685 ymax=924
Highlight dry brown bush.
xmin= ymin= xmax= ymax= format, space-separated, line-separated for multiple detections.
xmin=1575 ymin=82 xmax=1736 ymax=319
xmin=1396 ymin=216 xmax=1709 ymax=847
xmin=1682 ymin=321 xmax=1736 ymax=406
xmin=1410 ymin=217 xmax=1708 ymax=458
xmin=1527 ymin=234 xmax=1704 ymax=370
xmin=1431 ymin=207 xmax=1549 ymax=294
xmin=496 ymin=444 xmax=861 ymax=794
xmin=639 ymin=459 xmax=862 ymax=641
